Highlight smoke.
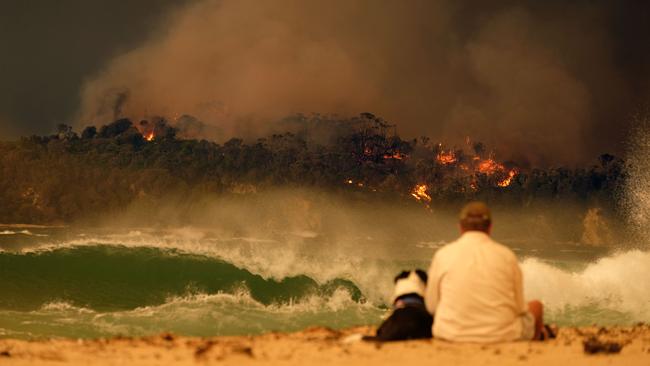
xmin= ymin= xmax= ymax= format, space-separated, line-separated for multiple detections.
xmin=624 ymin=114 xmax=650 ymax=242
xmin=0 ymin=116 xmax=16 ymax=141
xmin=77 ymin=0 xmax=647 ymax=166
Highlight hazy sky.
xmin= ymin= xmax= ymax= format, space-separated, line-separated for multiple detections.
xmin=0 ymin=0 xmax=190 ymax=137
xmin=1 ymin=0 xmax=649 ymax=165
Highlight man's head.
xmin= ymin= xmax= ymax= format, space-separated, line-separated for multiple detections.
xmin=459 ymin=201 xmax=492 ymax=234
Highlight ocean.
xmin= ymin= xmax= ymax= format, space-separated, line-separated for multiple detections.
xmin=1 ymin=212 xmax=648 ymax=339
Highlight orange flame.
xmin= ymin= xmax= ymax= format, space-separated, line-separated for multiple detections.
xmin=475 ymin=157 xmax=518 ymax=187
xmin=144 ymin=131 xmax=155 ymax=141
xmin=345 ymin=179 xmax=364 ymax=187
xmin=477 ymin=158 xmax=503 ymax=175
xmin=383 ymin=152 xmax=408 ymax=160
xmin=437 ymin=150 xmax=457 ymax=165
xmin=497 ymin=169 xmax=518 ymax=187
xmin=411 ymin=184 xmax=432 ymax=202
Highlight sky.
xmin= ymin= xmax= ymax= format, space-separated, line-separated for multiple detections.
xmin=0 ymin=0 xmax=191 ymax=137
xmin=1 ymin=0 xmax=650 ymax=166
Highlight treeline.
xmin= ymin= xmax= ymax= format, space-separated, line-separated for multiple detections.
xmin=0 ymin=114 xmax=625 ymax=223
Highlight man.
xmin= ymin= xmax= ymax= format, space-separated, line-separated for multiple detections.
xmin=424 ymin=202 xmax=544 ymax=342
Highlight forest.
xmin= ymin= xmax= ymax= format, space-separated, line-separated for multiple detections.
xmin=0 ymin=113 xmax=625 ymax=224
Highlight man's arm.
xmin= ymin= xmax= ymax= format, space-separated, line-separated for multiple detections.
xmin=513 ymin=258 xmax=527 ymax=314
xmin=424 ymin=254 xmax=441 ymax=315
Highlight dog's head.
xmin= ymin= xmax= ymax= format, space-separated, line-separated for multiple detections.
xmin=391 ymin=269 xmax=427 ymax=304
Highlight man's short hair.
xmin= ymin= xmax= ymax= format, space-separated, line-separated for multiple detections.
xmin=459 ymin=201 xmax=492 ymax=232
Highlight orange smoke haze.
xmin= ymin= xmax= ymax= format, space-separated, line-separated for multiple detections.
xmin=76 ymin=0 xmax=644 ymax=166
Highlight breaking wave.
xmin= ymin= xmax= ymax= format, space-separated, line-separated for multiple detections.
xmin=0 ymin=245 xmax=363 ymax=312
xmin=0 ymin=230 xmax=47 ymax=237
xmin=0 ymin=290 xmax=382 ymax=339
xmin=523 ymin=250 xmax=650 ymax=325
xmin=1 ymin=232 xmax=649 ymax=339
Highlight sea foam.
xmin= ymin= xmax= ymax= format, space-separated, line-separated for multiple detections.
xmin=522 ymin=250 xmax=650 ymax=324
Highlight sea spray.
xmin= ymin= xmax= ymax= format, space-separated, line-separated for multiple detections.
xmin=522 ymin=250 xmax=650 ymax=325
xmin=1 ymin=217 xmax=648 ymax=339
xmin=624 ymin=118 xmax=650 ymax=243
xmin=0 ymin=289 xmax=383 ymax=339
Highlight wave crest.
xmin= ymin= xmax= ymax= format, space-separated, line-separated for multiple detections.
xmin=523 ymin=250 xmax=650 ymax=324
xmin=0 ymin=288 xmax=382 ymax=339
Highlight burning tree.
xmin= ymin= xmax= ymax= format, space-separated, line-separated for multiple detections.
xmin=0 ymin=114 xmax=626 ymax=223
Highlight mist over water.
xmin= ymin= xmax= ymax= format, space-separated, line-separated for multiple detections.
xmin=1 ymin=189 xmax=648 ymax=339
xmin=625 ymin=122 xmax=650 ymax=242
xmin=2 ymin=0 xmax=650 ymax=342
xmin=4 ymin=124 xmax=650 ymax=337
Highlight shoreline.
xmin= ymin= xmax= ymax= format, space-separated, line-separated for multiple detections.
xmin=0 ymin=224 xmax=67 ymax=229
xmin=1 ymin=325 xmax=648 ymax=365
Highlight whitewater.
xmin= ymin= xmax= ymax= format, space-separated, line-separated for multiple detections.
xmin=0 ymin=220 xmax=648 ymax=340
xmin=0 ymin=128 xmax=648 ymax=340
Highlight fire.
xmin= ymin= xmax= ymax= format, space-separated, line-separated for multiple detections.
xmin=475 ymin=157 xmax=518 ymax=187
xmin=383 ymin=152 xmax=408 ymax=160
xmin=497 ymin=169 xmax=518 ymax=187
xmin=342 ymin=137 xmax=520 ymax=196
xmin=411 ymin=184 xmax=432 ymax=202
xmin=477 ymin=158 xmax=503 ymax=175
xmin=345 ymin=179 xmax=364 ymax=187
xmin=470 ymin=180 xmax=478 ymax=191
xmin=144 ymin=131 xmax=155 ymax=141
xmin=437 ymin=150 xmax=457 ymax=165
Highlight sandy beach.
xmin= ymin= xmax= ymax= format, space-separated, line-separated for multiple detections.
xmin=1 ymin=325 xmax=648 ymax=365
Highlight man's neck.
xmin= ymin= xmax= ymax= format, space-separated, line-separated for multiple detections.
xmin=460 ymin=230 xmax=490 ymax=237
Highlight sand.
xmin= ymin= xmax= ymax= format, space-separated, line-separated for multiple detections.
xmin=1 ymin=325 xmax=649 ymax=365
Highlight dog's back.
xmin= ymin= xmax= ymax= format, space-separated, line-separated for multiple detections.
xmin=375 ymin=302 xmax=433 ymax=341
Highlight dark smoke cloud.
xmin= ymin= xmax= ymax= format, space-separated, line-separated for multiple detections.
xmin=2 ymin=1 xmax=649 ymax=166
xmin=76 ymin=0 xmax=650 ymax=166
xmin=0 ymin=0 xmax=192 ymax=138
xmin=0 ymin=116 xmax=16 ymax=141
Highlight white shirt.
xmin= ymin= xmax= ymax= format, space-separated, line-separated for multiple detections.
xmin=424 ymin=231 xmax=527 ymax=342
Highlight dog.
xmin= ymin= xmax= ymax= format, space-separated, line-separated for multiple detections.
xmin=365 ymin=269 xmax=434 ymax=341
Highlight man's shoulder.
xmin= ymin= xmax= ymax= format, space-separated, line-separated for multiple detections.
xmin=433 ymin=233 xmax=519 ymax=262
xmin=486 ymin=238 xmax=519 ymax=262
xmin=433 ymin=239 xmax=461 ymax=257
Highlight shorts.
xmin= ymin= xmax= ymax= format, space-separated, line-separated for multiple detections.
xmin=520 ymin=311 xmax=536 ymax=340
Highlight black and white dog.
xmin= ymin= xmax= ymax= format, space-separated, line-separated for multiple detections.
xmin=366 ymin=269 xmax=434 ymax=341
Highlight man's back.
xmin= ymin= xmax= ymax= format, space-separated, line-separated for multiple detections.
xmin=425 ymin=231 xmax=527 ymax=342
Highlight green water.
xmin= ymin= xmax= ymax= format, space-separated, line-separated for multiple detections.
xmin=0 ymin=226 xmax=648 ymax=339
xmin=0 ymin=245 xmax=362 ymax=311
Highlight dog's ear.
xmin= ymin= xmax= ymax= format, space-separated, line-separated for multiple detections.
xmin=394 ymin=270 xmax=411 ymax=283
xmin=415 ymin=269 xmax=428 ymax=284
